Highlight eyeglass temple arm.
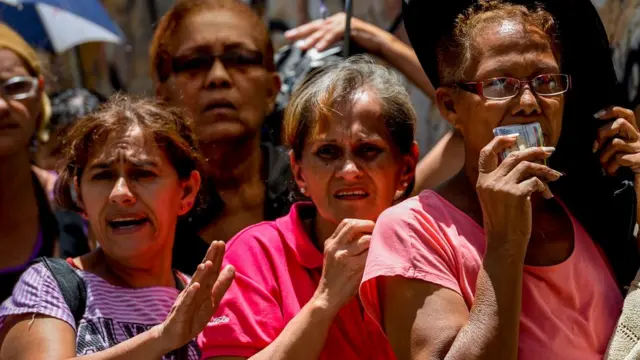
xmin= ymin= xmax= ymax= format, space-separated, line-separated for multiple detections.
xmin=456 ymin=82 xmax=484 ymax=96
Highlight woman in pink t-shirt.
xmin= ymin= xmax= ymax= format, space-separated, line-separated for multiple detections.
xmin=198 ymin=56 xmax=419 ymax=359
xmin=0 ymin=96 xmax=235 ymax=359
xmin=359 ymin=1 xmax=640 ymax=360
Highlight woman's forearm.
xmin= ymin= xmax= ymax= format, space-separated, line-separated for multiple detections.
xmin=444 ymin=241 xmax=525 ymax=360
xmin=378 ymin=33 xmax=436 ymax=100
xmin=249 ymin=297 xmax=337 ymax=360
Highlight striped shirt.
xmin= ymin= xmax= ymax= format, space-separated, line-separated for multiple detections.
xmin=0 ymin=263 xmax=200 ymax=359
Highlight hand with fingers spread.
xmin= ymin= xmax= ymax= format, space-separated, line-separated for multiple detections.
xmin=312 ymin=219 xmax=374 ymax=314
xmin=155 ymin=241 xmax=235 ymax=352
xmin=476 ymin=135 xmax=562 ymax=249
xmin=285 ymin=13 xmax=391 ymax=55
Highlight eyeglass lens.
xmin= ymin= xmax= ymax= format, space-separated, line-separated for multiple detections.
xmin=172 ymin=50 xmax=264 ymax=75
xmin=482 ymin=74 xmax=569 ymax=99
xmin=1 ymin=77 xmax=37 ymax=100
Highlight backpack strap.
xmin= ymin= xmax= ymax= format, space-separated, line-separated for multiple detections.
xmin=34 ymin=257 xmax=86 ymax=328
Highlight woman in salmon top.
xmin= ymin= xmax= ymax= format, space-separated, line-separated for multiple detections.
xmin=359 ymin=1 xmax=640 ymax=359
xmin=198 ymin=55 xmax=418 ymax=359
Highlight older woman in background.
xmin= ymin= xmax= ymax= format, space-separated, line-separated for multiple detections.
xmin=0 ymin=23 xmax=65 ymax=300
xmin=150 ymin=0 xmax=293 ymax=275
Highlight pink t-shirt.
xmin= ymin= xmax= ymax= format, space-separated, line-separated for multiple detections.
xmin=198 ymin=202 xmax=395 ymax=359
xmin=360 ymin=191 xmax=623 ymax=360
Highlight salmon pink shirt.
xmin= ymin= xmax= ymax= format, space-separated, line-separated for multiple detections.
xmin=198 ymin=202 xmax=395 ymax=359
xmin=360 ymin=191 xmax=623 ymax=360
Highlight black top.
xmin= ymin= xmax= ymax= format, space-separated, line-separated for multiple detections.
xmin=0 ymin=173 xmax=58 ymax=300
xmin=172 ymin=143 xmax=294 ymax=275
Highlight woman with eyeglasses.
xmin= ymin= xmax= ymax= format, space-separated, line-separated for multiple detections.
xmin=0 ymin=24 xmax=70 ymax=300
xmin=358 ymin=1 xmax=640 ymax=359
xmin=149 ymin=0 xmax=293 ymax=275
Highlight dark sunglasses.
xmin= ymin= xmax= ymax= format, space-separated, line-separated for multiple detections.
xmin=171 ymin=49 xmax=264 ymax=74
xmin=453 ymin=74 xmax=571 ymax=100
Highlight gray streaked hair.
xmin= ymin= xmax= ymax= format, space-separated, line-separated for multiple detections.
xmin=283 ymin=54 xmax=417 ymax=158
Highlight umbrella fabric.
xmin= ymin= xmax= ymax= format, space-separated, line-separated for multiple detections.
xmin=0 ymin=0 xmax=123 ymax=53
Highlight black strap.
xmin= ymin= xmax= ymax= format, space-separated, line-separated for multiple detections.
xmin=35 ymin=257 xmax=86 ymax=327
xmin=32 ymin=172 xmax=58 ymax=258
xmin=37 ymin=257 xmax=190 ymax=359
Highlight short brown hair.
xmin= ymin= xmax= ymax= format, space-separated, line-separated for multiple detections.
xmin=284 ymin=55 xmax=416 ymax=159
xmin=436 ymin=0 xmax=561 ymax=84
xmin=150 ymin=0 xmax=275 ymax=83
xmin=54 ymin=94 xmax=208 ymax=218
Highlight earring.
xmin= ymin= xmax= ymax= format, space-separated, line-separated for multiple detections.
xmin=402 ymin=182 xmax=409 ymax=188
xmin=300 ymin=187 xmax=306 ymax=195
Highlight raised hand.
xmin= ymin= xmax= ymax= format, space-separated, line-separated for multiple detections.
xmin=593 ymin=106 xmax=640 ymax=224
xmin=312 ymin=219 xmax=374 ymax=314
xmin=476 ymin=135 xmax=561 ymax=250
xmin=156 ymin=241 xmax=235 ymax=351
xmin=285 ymin=13 xmax=389 ymax=54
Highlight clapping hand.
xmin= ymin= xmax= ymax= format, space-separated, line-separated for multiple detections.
xmin=156 ymin=241 xmax=235 ymax=351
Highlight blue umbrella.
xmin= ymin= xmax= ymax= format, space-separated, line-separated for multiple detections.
xmin=0 ymin=0 xmax=124 ymax=53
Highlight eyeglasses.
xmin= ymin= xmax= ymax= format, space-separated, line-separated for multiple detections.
xmin=1 ymin=76 xmax=39 ymax=101
xmin=454 ymin=74 xmax=571 ymax=100
xmin=171 ymin=49 xmax=264 ymax=75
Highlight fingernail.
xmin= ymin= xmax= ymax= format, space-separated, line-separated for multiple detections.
xmin=506 ymin=133 xmax=520 ymax=138
xmin=592 ymin=140 xmax=599 ymax=153
xmin=542 ymin=188 xmax=554 ymax=199
xmin=594 ymin=109 xmax=606 ymax=118
xmin=285 ymin=30 xmax=294 ymax=37
xmin=542 ymin=146 xmax=556 ymax=153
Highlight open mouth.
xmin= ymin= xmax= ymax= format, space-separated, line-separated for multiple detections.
xmin=203 ymin=100 xmax=236 ymax=113
xmin=0 ymin=122 xmax=20 ymax=130
xmin=334 ymin=190 xmax=369 ymax=200
xmin=107 ymin=217 xmax=149 ymax=230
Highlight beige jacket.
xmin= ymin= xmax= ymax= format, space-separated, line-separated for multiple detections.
xmin=606 ymin=269 xmax=640 ymax=360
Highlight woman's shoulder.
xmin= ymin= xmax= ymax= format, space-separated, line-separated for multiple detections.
xmin=226 ymin=219 xmax=284 ymax=253
xmin=0 ymin=262 xmax=76 ymax=330
xmin=378 ymin=190 xmax=456 ymax=225
xmin=375 ymin=190 xmax=485 ymax=252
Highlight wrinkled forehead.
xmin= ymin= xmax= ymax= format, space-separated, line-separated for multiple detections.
xmin=310 ymin=91 xmax=391 ymax=143
xmin=171 ymin=10 xmax=264 ymax=56
xmin=0 ymin=48 xmax=31 ymax=79
xmin=469 ymin=20 xmax=559 ymax=78
xmin=87 ymin=126 xmax=163 ymax=166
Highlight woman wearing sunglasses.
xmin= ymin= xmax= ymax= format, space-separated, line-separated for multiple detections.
xmin=150 ymin=0 xmax=293 ymax=275
xmin=359 ymin=1 xmax=640 ymax=359
xmin=0 ymin=24 xmax=70 ymax=300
